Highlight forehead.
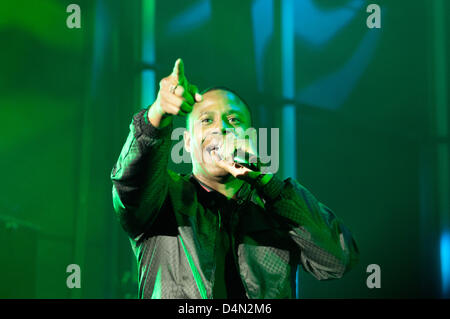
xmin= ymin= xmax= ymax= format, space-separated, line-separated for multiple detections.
xmin=191 ymin=90 xmax=251 ymax=119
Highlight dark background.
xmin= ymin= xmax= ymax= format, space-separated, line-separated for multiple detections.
xmin=0 ymin=0 xmax=449 ymax=298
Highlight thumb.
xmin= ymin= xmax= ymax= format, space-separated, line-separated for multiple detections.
xmin=189 ymin=84 xmax=203 ymax=102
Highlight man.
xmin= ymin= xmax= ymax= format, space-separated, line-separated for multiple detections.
xmin=110 ymin=59 xmax=359 ymax=299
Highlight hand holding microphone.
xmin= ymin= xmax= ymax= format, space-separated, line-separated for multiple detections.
xmin=210 ymin=135 xmax=263 ymax=184
xmin=231 ymin=148 xmax=261 ymax=171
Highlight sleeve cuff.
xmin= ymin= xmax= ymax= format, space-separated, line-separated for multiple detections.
xmin=255 ymin=174 xmax=285 ymax=202
xmin=133 ymin=108 xmax=173 ymax=139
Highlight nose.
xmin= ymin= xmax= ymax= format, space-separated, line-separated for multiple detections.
xmin=211 ymin=119 xmax=233 ymax=136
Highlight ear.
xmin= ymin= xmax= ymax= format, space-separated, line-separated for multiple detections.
xmin=183 ymin=130 xmax=191 ymax=153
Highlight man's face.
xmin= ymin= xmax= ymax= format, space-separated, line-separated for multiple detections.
xmin=184 ymin=89 xmax=253 ymax=178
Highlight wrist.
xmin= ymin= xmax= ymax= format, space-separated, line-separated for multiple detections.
xmin=254 ymin=173 xmax=273 ymax=188
xmin=148 ymin=100 xmax=172 ymax=128
xmin=246 ymin=172 xmax=274 ymax=189
xmin=256 ymin=174 xmax=284 ymax=202
xmin=258 ymin=173 xmax=274 ymax=186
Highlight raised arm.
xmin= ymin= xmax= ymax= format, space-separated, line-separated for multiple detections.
xmin=110 ymin=59 xmax=202 ymax=239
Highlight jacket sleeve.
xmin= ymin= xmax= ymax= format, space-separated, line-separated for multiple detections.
xmin=255 ymin=175 xmax=359 ymax=280
xmin=110 ymin=108 xmax=173 ymax=239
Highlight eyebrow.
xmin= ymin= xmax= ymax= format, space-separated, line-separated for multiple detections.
xmin=199 ymin=110 xmax=246 ymax=117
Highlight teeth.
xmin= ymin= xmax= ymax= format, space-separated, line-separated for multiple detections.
xmin=206 ymin=146 xmax=216 ymax=153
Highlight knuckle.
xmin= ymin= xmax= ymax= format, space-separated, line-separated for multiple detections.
xmin=175 ymin=99 xmax=184 ymax=107
xmin=182 ymin=102 xmax=192 ymax=110
xmin=184 ymin=92 xmax=194 ymax=101
xmin=161 ymin=105 xmax=170 ymax=113
xmin=181 ymin=100 xmax=190 ymax=108
xmin=160 ymin=78 xmax=169 ymax=87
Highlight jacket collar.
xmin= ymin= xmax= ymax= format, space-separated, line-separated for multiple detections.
xmin=186 ymin=173 xmax=282 ymax=233
xmin=189 ymin=173 xmax=253 ymax=204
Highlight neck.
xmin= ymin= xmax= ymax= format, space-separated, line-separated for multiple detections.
xmin=193 ymin=172 xmax=244 ymax=200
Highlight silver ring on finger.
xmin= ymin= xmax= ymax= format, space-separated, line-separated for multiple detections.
xmin=169 ymin=84 xmax=178 ymax=94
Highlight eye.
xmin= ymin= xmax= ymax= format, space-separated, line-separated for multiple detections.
xmin=228 ymin=117 xmax=241 ymax=124
xmin=201 ymin=118 xmax=213 ymax=125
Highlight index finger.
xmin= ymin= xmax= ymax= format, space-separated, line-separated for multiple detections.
xmin=172 ymin=58 xmax=185 ymax=82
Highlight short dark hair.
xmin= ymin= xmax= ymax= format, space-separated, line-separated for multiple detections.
xmin=186 ymin=86 xmax=252 ymax=131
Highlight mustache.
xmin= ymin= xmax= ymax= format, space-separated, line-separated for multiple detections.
xmin=205 ymin=144 xmax=221 ymax=153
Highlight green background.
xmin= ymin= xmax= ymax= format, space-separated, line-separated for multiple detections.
xmin=0 ymin=0 xmax=449 ymax=298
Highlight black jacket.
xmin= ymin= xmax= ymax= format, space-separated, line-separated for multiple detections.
xmin=110 ymin=108 xmax=359 ymax=299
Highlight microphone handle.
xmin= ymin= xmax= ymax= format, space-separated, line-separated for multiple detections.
xmin=232 ymin=149 xmax=261 ymax=171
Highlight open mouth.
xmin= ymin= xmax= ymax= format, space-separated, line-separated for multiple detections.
xmin=205 ymin=144 xmax=221 ymax=154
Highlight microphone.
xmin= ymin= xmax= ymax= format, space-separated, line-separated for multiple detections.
xmin=232 ymin=148 xmax=261 ymax=171
xmin=207 ymin=144 xmax=261 ymax=171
